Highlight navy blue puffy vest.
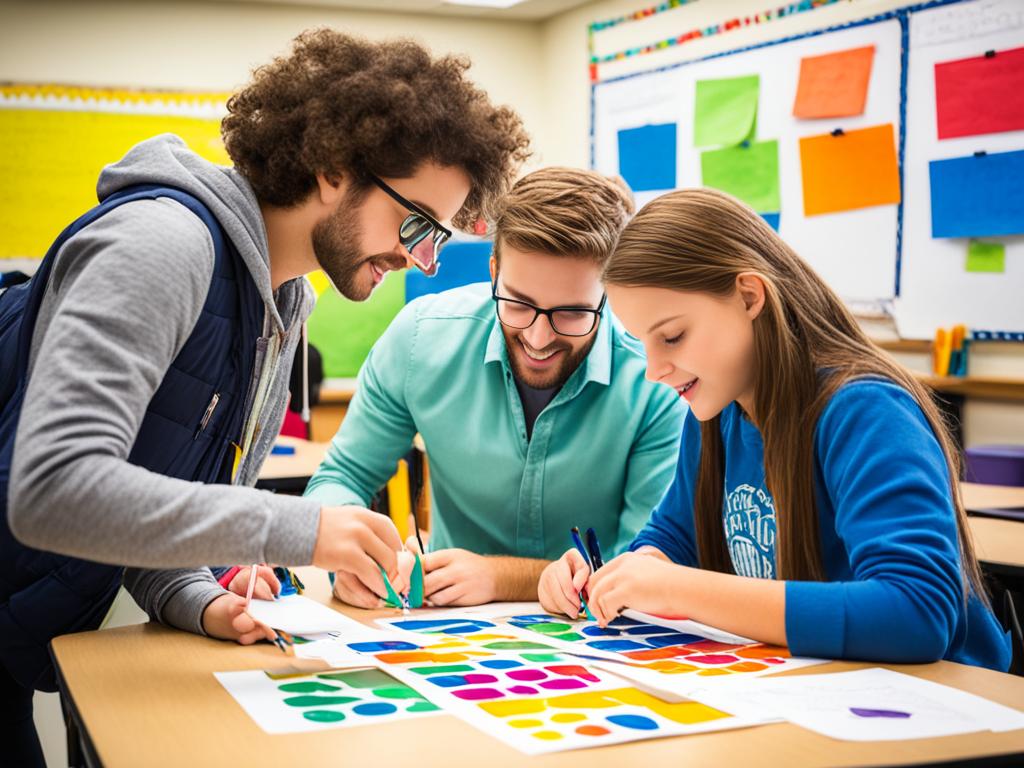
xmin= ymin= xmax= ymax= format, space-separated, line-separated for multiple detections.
xmin=0 ymin=185 xmax=263 ymax=691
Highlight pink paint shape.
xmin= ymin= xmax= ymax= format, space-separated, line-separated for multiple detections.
xmin=463 ymin=674 xmax=498 ymax=684
xmin=506 ymin=669 xmax=547 ymax=682
xmin=452 ymin=687 xmax=505 ymax=701
xmin=508 ymin=685 xmax=539 ymax=695
xmin=539 ymin=678 xmax=588 ymax=690
xmin=763 ymin=658 xmax=785 ymax=664
xmin=686 ymin=654 xmax=740 ymax=665
xmin=681 ymin=640 xmax=743 ymax=653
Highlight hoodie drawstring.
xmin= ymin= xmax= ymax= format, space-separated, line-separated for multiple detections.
xmin=301 ymin=320 xmax=310 ymax=425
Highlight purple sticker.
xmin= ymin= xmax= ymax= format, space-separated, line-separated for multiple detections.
xmin=850 ymin=707 xmax=912 ymax=719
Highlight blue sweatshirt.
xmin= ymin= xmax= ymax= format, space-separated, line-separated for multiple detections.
xmin=631 ymin=379 xmax=1011 ymax=671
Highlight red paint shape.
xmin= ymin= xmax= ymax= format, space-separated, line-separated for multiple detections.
xmin=452 ymin=687 xmax=505 ymax=701
xmin=681 ymin=640 xmax=743 ymax=653
xmin=686 ymin=654 xmax=740 ymax=665
xmin=545 ymin=665 xmax=600 ymax=682
xmin=935 ymin=46 xmax=1024 ymax=139
xmin=576 ymin=725 xmax=610 ymax=736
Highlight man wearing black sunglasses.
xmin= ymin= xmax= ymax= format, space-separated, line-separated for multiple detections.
xmin=306 ymin=168 xmax=686 ymax=609
xmin=2 ymin=30 xmax=529 ymax=764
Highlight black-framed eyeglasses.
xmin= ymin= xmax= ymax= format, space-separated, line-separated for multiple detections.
xmin=491 ymin=278 xmax=606 ymax=337
xmin=370 ymin=174 xmax=453 ymax=277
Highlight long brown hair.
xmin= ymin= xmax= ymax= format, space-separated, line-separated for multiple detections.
xmin=603 ymin=188 xmax=986 ymax=600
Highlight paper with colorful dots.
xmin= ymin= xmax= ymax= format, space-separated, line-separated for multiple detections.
xmin=214 ymin=666 xmax=442 ymax=734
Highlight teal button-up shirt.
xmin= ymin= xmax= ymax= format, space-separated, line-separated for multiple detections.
xmin=304 ymin=283 xmax=686 ymax=561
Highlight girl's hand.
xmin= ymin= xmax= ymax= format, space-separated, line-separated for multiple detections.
xmin=586 ymin=550 xmax=686 ymax=626
xmin=226 ymin=565 xmax=281 ymax=601
xmin=538 ymin=549 xmax=591 ymax=618
xmin=202 ymin=593 xmax=278 ymax=645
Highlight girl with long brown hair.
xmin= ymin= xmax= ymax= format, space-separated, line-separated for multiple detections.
xmin=537 ymin=188 xmax=1010 ymax=670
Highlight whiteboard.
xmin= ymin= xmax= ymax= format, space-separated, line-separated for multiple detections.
xmin=895 ymin=0 xmax=1024 ymax=339
xmin=592 ymin=18 xmax=904 ymax=303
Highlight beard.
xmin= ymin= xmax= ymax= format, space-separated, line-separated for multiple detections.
xmin=502 ymin=326 xmax=597 ymax=391
xmin=311 ymin=190 xmax=407 ymax=301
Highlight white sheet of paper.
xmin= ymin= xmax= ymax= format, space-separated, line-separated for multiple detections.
xmin=246 ymin=594 xmax=376 ymax=636
xmin=685 ymin=667 xmax=1024 ymax=741
xmin=215 ymin=667 xmax=441 ymax=734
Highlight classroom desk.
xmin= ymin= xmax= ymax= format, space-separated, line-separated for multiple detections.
xmin=255 ymin=435 xmax=331 ymax=493
xmin=964 ymin=482 xmax=1024 ymax=575
xmin=51 ymin=567 xmax=1024 ymax=768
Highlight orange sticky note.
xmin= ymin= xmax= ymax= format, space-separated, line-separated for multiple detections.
xmin=793 ymin=45 xmax=875 ymax=119
xmin=799 ymin=124 xmax=901 ymax=216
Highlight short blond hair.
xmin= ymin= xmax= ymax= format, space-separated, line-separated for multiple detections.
xmin=492 ymin=167 xmax=635 ymax=264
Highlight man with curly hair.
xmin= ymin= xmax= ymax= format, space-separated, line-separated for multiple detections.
xmin=0 ymin=29 xmax=529 ymax=765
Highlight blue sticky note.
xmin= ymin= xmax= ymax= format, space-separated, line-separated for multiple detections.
xmin=929 ymin=150 xmax=1024 ymax=238
xmin=405 ymin=241 xmax=492 ymax=303
xmin=617 ymin=123 xmax=677 ymax=192
xmin=760 ymin=212 xmax=780 ymax=231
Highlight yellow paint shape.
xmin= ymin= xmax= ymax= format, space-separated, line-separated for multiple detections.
xmin=532 ymin=731 xmax=564 ymax=741
xmin=508 ymin=719 xmax=543 ymax=729
xmin=551 ymin=713 xmax=587 ymax=723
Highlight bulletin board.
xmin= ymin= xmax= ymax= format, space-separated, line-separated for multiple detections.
xmin=591 ymin=0 xmax=1024 ymax=339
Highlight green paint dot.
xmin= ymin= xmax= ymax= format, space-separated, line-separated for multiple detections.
xmin=303 ymin=710 xmax=347 ymax=723
xmin=372 ymin=686 xmax=423 ymax=700
xmin=522 ymin=653 xmax=564 ymax=662
xmin=318 ymin=669 xmax=396 ymax=689
xmin=283 ymin=695 xmax=360 ymax=708
xmin=406 ymin=701 xmax=441 ymax=713
xmin=483 ymin=641 xmax=553 ymax=651
xmin=277 ymin=681 xmax=340 ymax=693
xmin=528 ymin=622 xmax=573 ymax=634
xmin=410 ymin=664 xmax=475 ymax=676
xmin=551 ymin=632 xmax=584 ymax=642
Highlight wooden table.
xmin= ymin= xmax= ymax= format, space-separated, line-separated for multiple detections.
xmin=965 ymin=483 xmax=1024 ymax=575
xmin=51 ymin=567 xmax=1024 ymax=767
xmin=255 ymin=435 xmax=331 ymax=493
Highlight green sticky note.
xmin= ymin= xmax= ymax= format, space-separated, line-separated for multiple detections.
xmin=408 ymin=553 xmax=424 ymax=609
xmin=378 ymin=564 xmax=403 ymax=608
xmin=966 ymin=240 xmax=1005 ymax=273
xmin=701 ymin=139 xmax=780 ymax=213
xmin=306 ymin=270 xmax=405 ymax=378
xmin=694 ymin=75 xmax=759 ymax=147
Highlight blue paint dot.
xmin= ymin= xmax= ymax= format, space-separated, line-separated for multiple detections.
xmin=353 ymin=702 xmax=398 ymax=717
xmin=426 ymin=675 xmax=470 ymax=688
xmin=587 ymin=639 xmax=648 ymax=652
xmin=479 ymin=659 xmax=522 ymax=669
xmin=622 ymin=625 xmax=675 ymax=636
xmin=607 ymin=714 xmax=659 ymax=730
xmin=581 ymin=625 xmax=621 ymax=637
xmin=394 ymin=619 xmax=495 ymax=635
xmin=608 ymin=616 xmax=643 ymax=627
xmin=644 ymin=633 xmax=704 ymax=648
xmin=348 ymin=640 xmax=419 ymax=653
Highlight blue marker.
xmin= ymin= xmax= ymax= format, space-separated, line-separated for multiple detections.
xmin=569 ymin=527 xmax=595 ymax=620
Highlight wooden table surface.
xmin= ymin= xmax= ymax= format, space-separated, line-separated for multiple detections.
xmin=964 ymin=483 xmax=1024 ymax=571
xmin=52 ymin=565 xmax=1024 ymax=767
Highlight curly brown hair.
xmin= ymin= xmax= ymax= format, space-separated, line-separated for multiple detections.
xmin=222 ymin=28 xmax=532 ymax=230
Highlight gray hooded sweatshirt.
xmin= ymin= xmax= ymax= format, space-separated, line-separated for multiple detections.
xmin=7 ymin=134 xmax=323 ymax=634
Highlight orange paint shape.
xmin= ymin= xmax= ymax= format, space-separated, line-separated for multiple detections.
xmin=696 ymin=668 xmax=732 ymax=676
xmin=576 ymin=725 xmax=610 ymax=736
xmin=793 ymin=45 xmax=875 ymax=119
xmin=726 ymin=661 xmax=769 ymax=673
xmin=640 ymin=660 xmax=699 ymax=674
xmin=478 ymin=688 xmax=730 ymax=727
xmin=375 ymin=650 xmax=478 ymax=664
xmin=622 ymin=645 xmax=694 ymax=661
xmin=799 ymin=124 xmax=900 ymax=216
xmin=736 ymin=645 xmax=791 ymax=659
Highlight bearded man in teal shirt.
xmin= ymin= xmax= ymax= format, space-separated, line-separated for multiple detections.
xmin=305 ymin=168 xmax=686 ymax=607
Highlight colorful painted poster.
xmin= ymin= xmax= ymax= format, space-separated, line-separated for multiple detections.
xmin=935 ymin=46 xmax=1024 ymax=140
xmin=793 ymin=45 xmax=875 ymax=119
xmin=799 ymin=124 xmax=901 ymax=216
xmin=215 ymin=666 xmax=442 ymax=734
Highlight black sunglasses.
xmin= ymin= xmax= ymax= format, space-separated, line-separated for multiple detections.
xmin=370 ymin=174 xmax=452 ymax=277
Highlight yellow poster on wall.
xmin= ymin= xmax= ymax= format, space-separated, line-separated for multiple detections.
xmin=0 ymin=84 xmax=230 ymax=258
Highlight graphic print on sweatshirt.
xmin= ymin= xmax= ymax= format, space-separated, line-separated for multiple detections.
xmin=723 ymin=483 xmax=776 ymax=579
